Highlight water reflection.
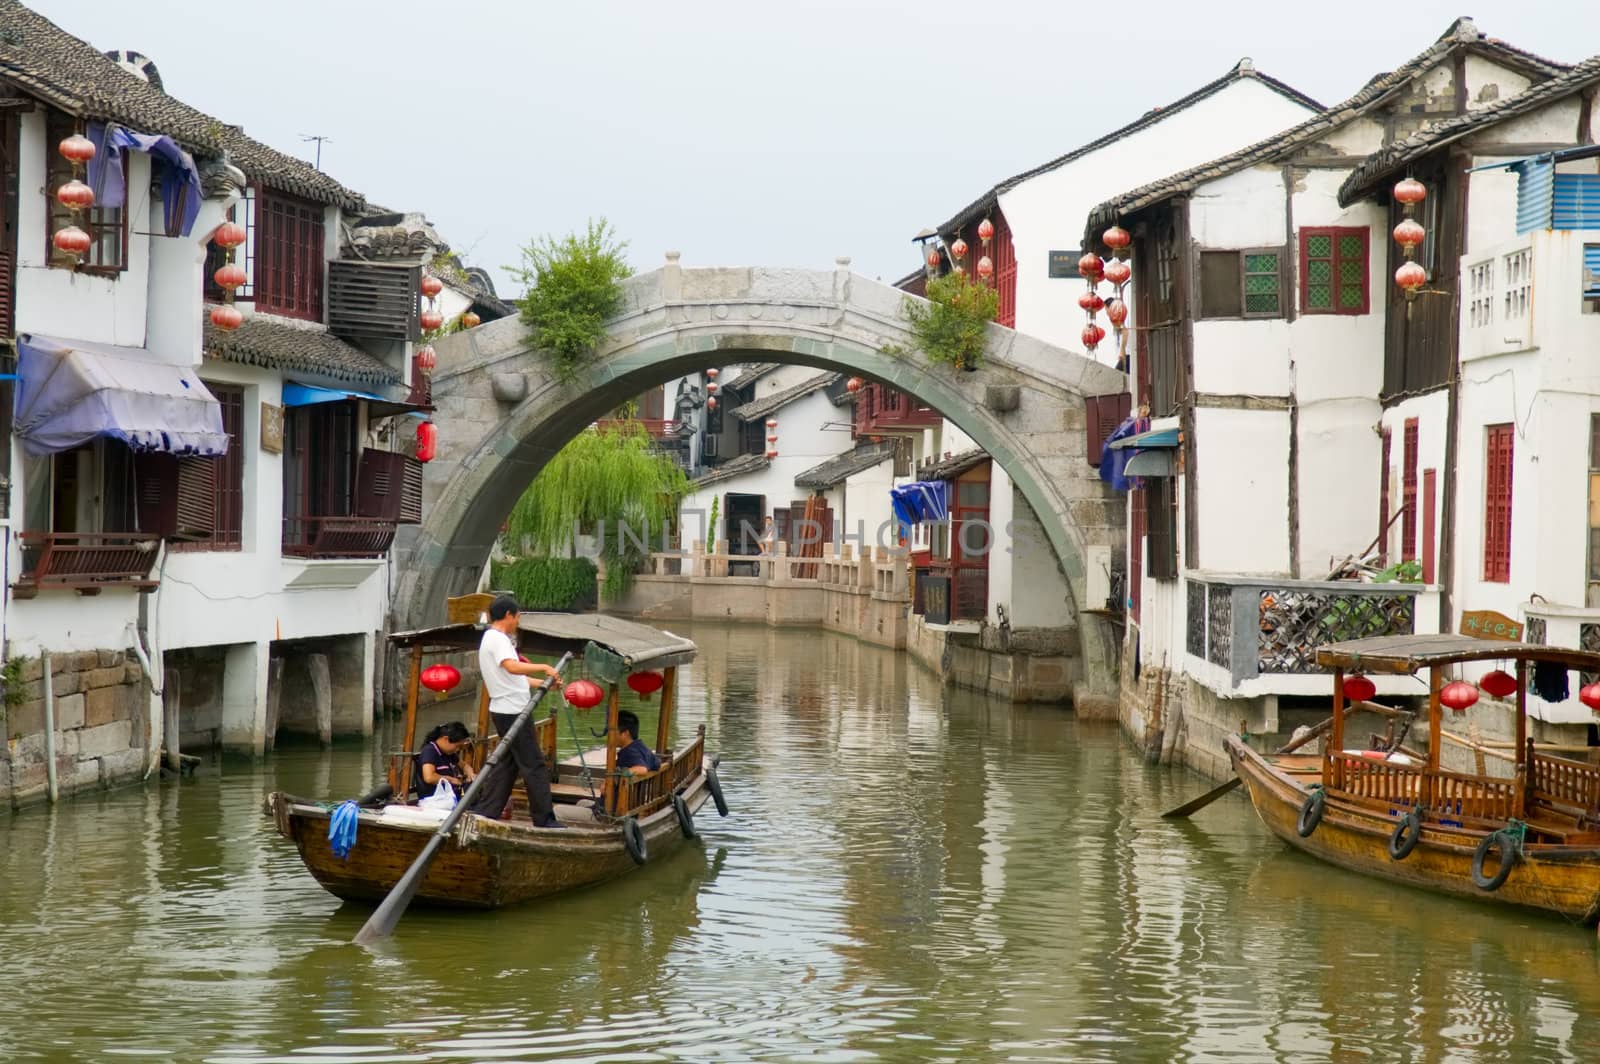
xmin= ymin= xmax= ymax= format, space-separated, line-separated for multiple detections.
xmin=4 ymin=622 xmax=1600 ymax=1061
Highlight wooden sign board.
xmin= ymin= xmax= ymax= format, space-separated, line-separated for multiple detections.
xmin=1047 ymin=250 xmax=1081 ymax=278
xmin=260 ymin=402 xmax=284 ymax=454
xmin=1459 ymin=609 xmax=1523 ymax=642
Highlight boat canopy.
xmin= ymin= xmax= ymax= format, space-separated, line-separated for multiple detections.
xmin=389 ymin=612 xmax=698 ymax=682
xmin=1316 ymin=634 xmax=1600 ymax=675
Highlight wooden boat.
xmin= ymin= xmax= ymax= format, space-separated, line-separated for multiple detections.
xmin=1227 ymin=634 xmax=1600 ymax=925
xmin=266 ymin=595 xmax=727 ymax=909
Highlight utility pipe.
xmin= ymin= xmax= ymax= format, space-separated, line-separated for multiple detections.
xmin=41 ymin=649 xmax=57 ymax=803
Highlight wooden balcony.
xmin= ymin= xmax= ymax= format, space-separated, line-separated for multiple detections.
xmin=854 ymin=383 xmax=940 ymax=435
xmin=14 ymin=532 xmax=161 ymax=596
xmin=282 ymin=516 xmax=397 ymax=559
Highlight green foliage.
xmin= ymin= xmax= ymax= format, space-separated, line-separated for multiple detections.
xmin=1 ymin=656 xmax=28 ymax=716
xmin=503 ymin=421 xmax=689 ymax=600
xmin=1373 ymin=560 xmax=1424 ymax=583
xmin=707 ymin=494 xmax=720 ymax=548
xmin=900 ymin=270 xmax=1000 ymax=371
xmin=509 ymin=219 xmax=632 ymax=380
xmin=491 ymin=556 xmax=597 ymax=611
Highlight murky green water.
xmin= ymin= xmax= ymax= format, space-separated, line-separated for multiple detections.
xmin=6 ymin=623 xmax=1600 ymax=1062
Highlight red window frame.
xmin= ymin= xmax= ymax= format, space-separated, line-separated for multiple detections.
xmin=1483 ymin=423 xmax=1514 ymax=583
xmin=254 ymin=186 xmax=325 ymax=321
xmin=1300 ymin=226 xmax=1369 ymax=315
xmin=1401 ymin=419 xmax=1419 ymax=562
xmin=992 ymin=213 xmax=1017 ymax=328
xmin=45 ymin=111 xmax=127 ymax=276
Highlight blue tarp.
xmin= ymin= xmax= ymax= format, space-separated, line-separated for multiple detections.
xmin=87 ymin=122 xmax=204 ymax=239
xmin=890 ymin=481 xmax=949 ymax=527
xmin=282 ymin=382 xmax=388 ymax=407
xmin=13 ymin=334 xmax=228 ymax=457
xmin=1099 ymin=415 xmax=1149 ymax=492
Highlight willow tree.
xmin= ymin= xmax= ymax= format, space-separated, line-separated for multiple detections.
xmin=503 ymin=421 xmax=689 ymax=600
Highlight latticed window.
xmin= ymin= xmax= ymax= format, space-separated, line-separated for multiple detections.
xmin=1401 ymin=419 xmax=1418 ymax=562
xmin=1483 ymin=423 xmax=1514 ymax=583
xmin=1199 ymin=248 xmax=1283 ymax=319
xmin=255 ymin=186 xmax=325 ymax=321
xmin=1301 ymin=227 xmax=1369 ymax=315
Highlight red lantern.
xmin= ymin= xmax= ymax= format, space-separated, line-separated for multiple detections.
xmin=977 ymin=218 xmax=995 ymax=243
xmin=766 ymin=418 xmax=778 ymax=429
xmin=626 ymin=671 xmax=664 ymax=700
xmin=706 ymin=381 xmax=718 ymax=394
xmin=1395 ymin=261 xmax=1426 ymax=294
xmin=420 ymin=309 xmax=444 ymax=331
xmin=420 ymin=275 xmax=444 ymax=299
xmin=58 ymin=133 xmax=96 ymax=164
xmin=209 ymin=304 xmax=243 ymax=331
xmin=563 ymin=678 xmax=605 ymax=709
xmin=213 ymin=263 xmax=248 ymax=291
xmin=1106 ymin=299 xmax=1129 ymax=327
xmin=767 ymin=434 xmax=778 ymax=443
xmin=706 ymin=396 xmax=718 ymax=411
xmin=52 ymin=226 xmax=91 ymax=257
xmin=926 ymin=248 xmax=941 ymax=269
xmin=55 ymin=179 xmax=94 ymax=210
xmin=1103 ymin=260 xmax=1132 ymax=287
xmin=415 ymin=420 xmax=437 ymax=463
xmin=213 ymin=221 xmax=247 ymax=249
xmin=461 ymin=311 xmax=481 ymax=329
xmin=1102 ymin=225 xmax=1131 ymax=250
xmin=1077 ymin=291 xmax=1105 ymax=312
xmin=1393 ymin=219 xmax=1425 ymax=250
xmin=1393 ymin=177 xmax=1427 ymax=205
xmin=950 ymin=238 xmax=968 ymax=261
xmin=1479 ymin=669 xmax=1518 ymax=699
xmin=1342 ymin=674 xmax=1377 ymax=704
xmin=1081 ymin=323 xmax=1105 ymax=350
xmin=1440 ymin=680 xmax=1478 ymax=715
xmin=765 ymin=449 xmax=779 ymax=459
xmin=976 ymin=255 xmax=994 ymax=279
xmin=706 ymin=368 xmax=719 ymax=380
xmin=846 ymin=377 xmax=863 ymax=393
xmin=415 ymin=344 xmax=437 ymax=372
xmin=419 ymin=663 xmax=461 ymax=697
xmin=1078 ymin=252 xmax=1104 ymax=281
xmin=1581 ymin=682 xmax=1600 ymax=713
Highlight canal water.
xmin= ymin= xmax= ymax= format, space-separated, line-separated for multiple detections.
xmin=6 ymin=623 xmax=1600 ymax=1062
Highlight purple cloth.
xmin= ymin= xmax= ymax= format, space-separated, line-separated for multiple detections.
xmin=87 ymin=122 xmax=203 ymax=238
xmin=1099 ymin=415 xmax=1149 ymax=492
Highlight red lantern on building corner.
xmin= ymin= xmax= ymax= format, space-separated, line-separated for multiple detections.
xmin=58 ymin=133 xmax=95 ymax=164
xmin=415 ymin=420 xmax=437 ymax=463
xmin=846 ymin=377 xmax=863 ymax=393
xmin=209 ymin=304 xmax=243 ymax=331
xmin=415 ymin=344 xmax=437 ymax=373
xmin=420 ymin=309 xmax=444 ymax=332
xmin=461 ymin=311 xmax=481 ymax=329
xmin=420 ymin=274 xmax=444 ymax=299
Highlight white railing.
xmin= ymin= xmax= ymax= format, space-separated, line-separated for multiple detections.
xmin=632 ymin=540 xmax=909 ymax=598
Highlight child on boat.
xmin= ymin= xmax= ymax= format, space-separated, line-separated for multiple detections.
xmin=414 ymin=721 xmax=476 ymax=798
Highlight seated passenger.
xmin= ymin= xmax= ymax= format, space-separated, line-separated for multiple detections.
xmin=613 ymin=710 xmax=661 ymax=776
xmin=414 ymin=721 xmax=476 ymax=798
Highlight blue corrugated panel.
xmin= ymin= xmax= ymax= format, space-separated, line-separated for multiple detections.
xmin=1584 ymin=244 xmax=1600 ymax=298
xmin=1552 ymin=174 xmax=1600 ymax=230
xmin=1517 ymin=160 xmax=1555 ymax=233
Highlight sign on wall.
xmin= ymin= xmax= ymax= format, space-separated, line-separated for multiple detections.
xmin=260 ymin=402 xmax=284 ymax=454
xmin=1048 ymin=250 xmax=1081 ymax=279
xmin=1459 ymin=609 xmax=1522 ymax=642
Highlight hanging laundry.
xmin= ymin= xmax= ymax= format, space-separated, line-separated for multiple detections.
xmin=87 ymin=122 xmax=204 ymax=238
xmin=1532 ymin=660 xmax=1570 ymax=704
xmin=1099 ymin=414 xmax=1149 ymax=492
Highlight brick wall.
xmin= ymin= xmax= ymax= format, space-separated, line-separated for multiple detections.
xmin=2 ymin=649 xmax=148 ymax=809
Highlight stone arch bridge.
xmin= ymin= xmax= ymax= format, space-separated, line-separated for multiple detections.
xmin=392 ymin=257 xmax=1128 ymax=702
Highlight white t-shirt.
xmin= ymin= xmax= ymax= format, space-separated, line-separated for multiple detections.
xmin=478 ymin=626 xmax=528 ymax=717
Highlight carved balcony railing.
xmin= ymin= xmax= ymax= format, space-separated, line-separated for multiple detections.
xmin=1188 ymin=574 xmax=1428 ymax=687
xmin=282 ymin=516 xmax=397 ymax=559
xmin=15 ymin=532 xmax=161 ymax=596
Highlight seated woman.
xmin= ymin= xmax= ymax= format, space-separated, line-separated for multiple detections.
xmin=413 ymin=721 xmax=476 ymax=799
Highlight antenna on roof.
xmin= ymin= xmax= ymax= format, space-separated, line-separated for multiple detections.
xmin=299 ymin=134 xmax=331 ymax=170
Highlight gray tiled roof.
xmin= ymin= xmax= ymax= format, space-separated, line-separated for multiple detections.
xmin=203 ymin=317 xmax=401 ymax=386
xmin=794 ymin=441 xmax=895 ymax=489
xmin=1081 ymin=18 xmax=1572 ymax=246
xmin=0 ymin=1 xmax=363 ymax=208
xmin=731 ymin=372 xmax=841 ymax=422
xmin=1339 ymin=54 xmax=1600 ymax=205
xmin=936 ymin=60 xmax=1325 ymax=238
xmin=920 ymin=448 xmax=989 ymax=482
xmin=691 ymin=452 xmax=770 ymax=488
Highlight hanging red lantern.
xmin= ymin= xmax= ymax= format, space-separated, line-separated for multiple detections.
xmin=52 ymin=225 xmax=91 ymax=257
xmin=1106 ymin=299 xmax=1129 ymax=327
xmin=420 ymin=275 xmax=444 ymax=299
xmin=976 ymin=255 xmax=994 ymax=279
xmin=1393 ymin=177 xmax=1427 ymax=205
xmin=1440 ymin=680 xmax=1478 ymax=715
xmin=1395 ymin=261 xmax=1427 ymax=294
xmin=209 ymin=304 xmax=243 ymax=331
xmin=213 ymin=263 xmax=248 ymax=291
xmin=1077 ymin=291 xmax=1105 ymax=312
xmin=950 ymin=238 xmax=968 ymax=261
xmin=461 ymin=311 xmax=481 ymax=329
xmin=705 ymin=381 xmax=718 ymax=394
xmin=415 ymin=420 xmax=437 ymax=463
xmin=419 ymin=309 xmax=444 ymax=331
xmin=926 ymin=248 xmax=941 ymax=269
xmin=706 ymin=368 xmax=719 ymax=380
xmin=1103 ymin=260 xmax=1132 ymax=287
xmin=213 ymin=221 xmax=247 ymax=249
xmin=626 ymin=671 xmax=664 ymax=700
xmin=1102 ymin=225 xmax=1131 ymax=250
xmin=977 ymin=218 xmax=995 ymax=243
xmin=1342 ymin=674 xmax=1377 ymax=704
xmin=415 ymin=344 xmax=437 ymax=372
xmin=419 ymin=663 xmax=461 ymax=697
xmin=1393 ymin=219 xmax=1425 ymax=250
xmin=563 ymin=678 xmax=605 ymax=710
xmin=766 ymin=418 xmax=778 ymax=429
xmin=765 ymin=449 xmax=779 ymax=459
xmin=55 ymin=179 xmax=94 ymax=210
xmin=1580 ymin=682 xmax=1600 ymax=713
xmin=1078 ymin=252 xmax=1104 ymax=280
xmin=58 ymin=133 xmax=96 ymax=164
xmin=1081 ymin=323 xmax=1105 ymax=350
xmin=706 ymin=395 xmax=718 ymax=411
xmin=767 ymin=434 xmax=778 ymax=444
xmin=846 ymin=376 xmax=863 ymax=393
xmin=1479 ymin=669 xmax=1519 ymax=699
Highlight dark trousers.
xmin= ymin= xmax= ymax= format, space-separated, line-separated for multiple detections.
xmin=467 ymin=712 xmax=557 ymax=827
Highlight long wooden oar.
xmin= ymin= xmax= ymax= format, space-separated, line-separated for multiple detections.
xmin=1161 ymin=716 xmax=1333 ymax=819
xmin=354 ymin=652 xmax=572 ymax=945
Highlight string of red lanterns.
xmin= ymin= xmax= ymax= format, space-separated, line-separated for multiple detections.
xmin=414 ymin=273 xmax=444 ymax=459
xmin=209 ymin=218 xmax=248 ymax=331
xmin=706 ymin=369 xmax=719 ymax=411
xmin=52 ymin=131 xmax=95 ymax=265
xmin=420 ymin=273 xmax=445 ymax=332
xmin=1393 ymin=177 xmax=1428 ymax=299
xmin=765 ymin=417 xmax=779 ymax=460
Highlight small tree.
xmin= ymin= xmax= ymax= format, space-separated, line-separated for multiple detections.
xmin=509 ymin=219 xmax=632 ymax=380
xmin=901 ymin=270 xmax=999 ymax=371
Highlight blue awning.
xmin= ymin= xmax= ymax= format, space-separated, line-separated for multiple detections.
xmin=1109 ymin=425 xmax=1180 ymax=450
xmin=283 ymin=381 xmax=425 ymax=419
xmin=890 ymin=481 xmax=949 ymax=526
xmin=14 ymin=334 xmax=228 ymax=457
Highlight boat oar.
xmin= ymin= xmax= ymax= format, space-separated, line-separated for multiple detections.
xmin=1161 ymin=716 xmax=1333 ymax=819
xmin=354 ymin=652 xmax=573 ymax=946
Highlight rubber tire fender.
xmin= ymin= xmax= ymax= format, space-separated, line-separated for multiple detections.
xmin=1296 ymin=788 xmax=1326 ymax=838
xmin=621 ymin=816 xmax=648 ymax=866
xmin=672 ymin=791 xmax=697 ymax=839
xmin=1472 ymin=830 xmax=1518 ymax=892
xmin=706 ymin=765 xmax=729 ymax=818
xmin=1388 ymin=808 xmax=1423 ymax=861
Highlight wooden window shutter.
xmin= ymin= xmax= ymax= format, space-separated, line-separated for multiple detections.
xmin=1483 ymin=424 xmax=1514 ymax=583
xmin=1146 ymin=477 xmax=1178 ymax=581
xmin=399 ymin=455 xmax=423 ymax=524
xmin=174 ymin=457 xmax=218 ymax=539
xmin=134 ymin=453 xmax=177 ymax=537
xmin=1402 ymin=419 xmax=1419 ymax=561
xmin=0 ymin=249 xmax=13 ymax=338
xmin=355 ymin=449 xmax=409 ymax=521
xmin=1086 ymin=392 xmax=1132 ymax=467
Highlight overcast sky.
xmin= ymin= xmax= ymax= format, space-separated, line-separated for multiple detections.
xmin=30 ymin=1 xmax=1591 ymax=296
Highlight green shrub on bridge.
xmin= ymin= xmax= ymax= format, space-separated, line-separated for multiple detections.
xmin=510 ymin=219 xmax=632 ymax=379
xmin=899 ymin=270 xmax=999 ymax=372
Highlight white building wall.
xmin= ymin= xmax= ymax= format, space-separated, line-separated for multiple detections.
xmin=1193 ymin=407 xmax=1292 ymax=575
